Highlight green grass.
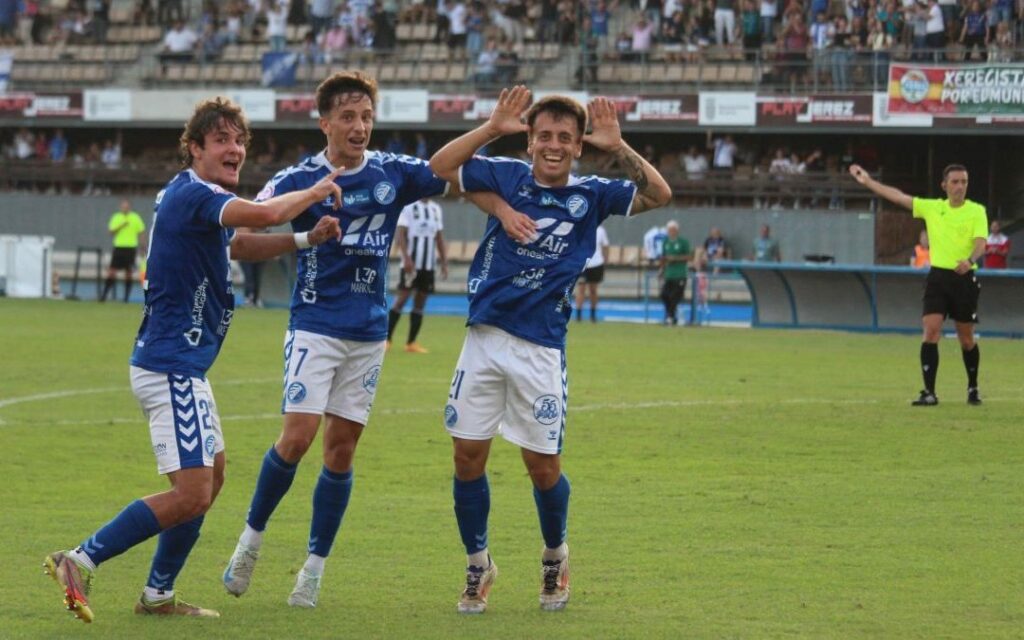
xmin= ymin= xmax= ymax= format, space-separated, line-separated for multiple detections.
xmin=1 ymin=298 xmax=1022 ymax=639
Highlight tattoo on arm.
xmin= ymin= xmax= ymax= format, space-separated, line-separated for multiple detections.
xmin=614 ymin=146 xmax=649 ymax=191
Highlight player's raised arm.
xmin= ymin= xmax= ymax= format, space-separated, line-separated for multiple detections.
xmin=584 ymin=97 xmax=672 ymax=215
xmin=429 ymin=85 xmax=531 ymax=184
xmin=221 ymin=165 xmax=346 ymax=228
xmin=230 ymin=215 xmax=342 ymax=261
xmin=848 ymin=164 xmax=914 ymax=211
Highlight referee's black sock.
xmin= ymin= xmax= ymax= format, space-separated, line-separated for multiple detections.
xmin=101 ymin=277 xmax=115 ymax=302
xmin=408 ymin=310 xmax=424 ymax=344
xmin=920 ymin=342 xmax=939 ymax=393
xmin=962 ymin=344 xmax=980 ymax=389
xmin=387 ymin=309 xmax=401 ymax=341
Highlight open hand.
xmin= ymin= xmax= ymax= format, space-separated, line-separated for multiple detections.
xmin=308 ymin=215 xmax=342 ymax=245
xmin=583 ymin=97 xmax=623 ymax=152
xmin=498 ymin=208 xmax=537 ymax=244
xmin=486 ymin=85 xmax=531 ymax=138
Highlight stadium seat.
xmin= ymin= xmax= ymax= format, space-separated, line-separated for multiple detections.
xmin=422 ymin=43 xmax=444 ymax=61
xmin=736 ymin=64 xmax=756 ymax=82
xmin=446 ymin=240 xmax=465 ymax=262
xmin=628 ymin=64 xmax=645 ymax=83
xmin=682 ymin=64 xmax=700 ymax=83
xmin=214 ymin=64 xmax=232 ymax=82
xmin=664 ymin=63 xmax=684 ymax=82
xmin=447 ymin=62 xmax=466 ymax=82
xmin=396 ymin=23 xmax=414 ymax=41
xmin=462 ymin=241 xmax=479 ymax=261
xmin=701 ymin=65 xmax=720 ymax=82
xmin=606 ymin=245 xmax=623 ymax=266
xmin=379 ymin=63 xmax=398 ymax=81
xmin=597 ymin=63 xmax=615 ymax=83
xmin=229 ymin=64 xmax=247 ymax=82
xmin=396 ymin=63 xmax=414 ymax=81
xmin=717 ymin=64 xmax=738 ymax=83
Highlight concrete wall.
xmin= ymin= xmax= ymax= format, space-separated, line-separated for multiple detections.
xmin=0 ymin=193 xmax=876 ymax=264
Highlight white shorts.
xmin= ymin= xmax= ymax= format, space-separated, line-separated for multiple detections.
xmin=444 ymin=325 xmax=567 ymax=455
xmin=281 ymin=329 xmax=385 ymax=425
xmin=130 ymin=366 xmax=225 ymax=475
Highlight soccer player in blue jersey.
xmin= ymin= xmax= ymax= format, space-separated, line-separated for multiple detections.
xmin=223 ymin=71 xmax=513 ymax=608
xmin=43 ymin=97 xmax=343 ymax=623
xmin=429 ymin=86 xmax=673 ymax=613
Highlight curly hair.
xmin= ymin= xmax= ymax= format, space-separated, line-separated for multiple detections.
xmin=316 ymin=71 xmax=379 ymax=116
xmin=525 ymin=95 xmax=588 ymax=138
xmin=178 ymin=97 xmax=251 ymax=168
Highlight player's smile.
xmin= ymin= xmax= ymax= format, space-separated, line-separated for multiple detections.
xmin=191 ymin=121 xmax=247 ymax=189
xmin=528 ymin=112 xmax=582 ymax=187
xmin=320 ymin=92 xmax=375 ymax=168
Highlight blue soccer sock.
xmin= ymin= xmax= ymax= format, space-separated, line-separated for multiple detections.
xmin=453 ymin=474 xmax=490 ymax=556
xmin=308 ymin=466 xmax=353 ymax=558
xmin=77 ymin=499 xmax=162 ymax=567
xmin=246 ymin=445 xmax=299 ymax=532
xmin=533 ymin=474 xmax=571 ymax=550
xmin=146 ymin=515 xmax=204 ymax=592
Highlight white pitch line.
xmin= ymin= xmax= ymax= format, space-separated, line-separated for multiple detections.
xmin=1 ymin=396 xmax=1020 ymax=428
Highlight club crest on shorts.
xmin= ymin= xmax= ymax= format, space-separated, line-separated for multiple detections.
xmin=533 ymin=395 xmax=560 ymax=425
xmin=204 ymin=434 xmax=216 ymax=456
xmin=363 ymin=365 xmax=381 ymax=392
xmin=445 ymin=404 xmax=458 ymax=428
xmin=287 ymin=381 xmax=307 ymax=403
xmin=566 ymin=194 xmax=588 ymax=219
xmin=373 ymin=181 xmax=397 ymax=205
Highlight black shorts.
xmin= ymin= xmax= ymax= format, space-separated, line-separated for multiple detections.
xmin=110 ymin=247 xmax=138 ymax=270
xmin=581 ymin=265 xmax=605 ymax=284
xmin=922 ymin=267 xmax=980 ymax=324
xmin=399 ymin=269 xmax=435 ymax=293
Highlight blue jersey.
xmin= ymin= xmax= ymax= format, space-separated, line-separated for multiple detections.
xmin=258 ymin=150 xmax=446 ymax=341
xmin=130 ymin=169 xmax=238 ymax=378
xmin=460 ymin=156 xmax=636 ymax=349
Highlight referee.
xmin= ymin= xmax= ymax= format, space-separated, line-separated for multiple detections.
xmin=387 ymin=198 xmax=448 ymax=353
xmin=849 ymin=163 xmax=988 ymax=406
xmin=100 ymin=198 xmax=147 ymax=303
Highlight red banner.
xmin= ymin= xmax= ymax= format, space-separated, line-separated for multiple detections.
xmin=0 ymin=92 xmax=83 ymax=118
xmin=757 ymin=94 xmax=873 ymax=126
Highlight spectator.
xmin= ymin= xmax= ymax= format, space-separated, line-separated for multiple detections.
xmin=660 ymin=221 xmax=691 ymax=325
xmin=992 ymin=0 xmax=1014 ymax=26
xmin=157 ymin=0 xmax=184 ymax=26
xmin=446 ymin=0 xmax=467 ymax=58
xmin=923 ymin=0 xmax=945 ymax=56
xmin=768 ymin=147 xmax=793 ymax=207
xmin=265 ymin=0 xmax=288 ymax=51
xmin=435 ymin=0 xmax=450 ymax=43
xmin=472 ymin=37 xmax=499 ymax=85
xmin=708 ymin=131 xmax=737 ymax=173
xmin=310 ymin=0 xmax=335 ymax=34
xmin=704 ymin=226 xmax=730 ymax=262
xmin=101 ymin=138 xmax=122 ymax=168
xmin=503 ymin=0 xmax=526 ymax=45
xmin=740 ymin=0 xmax=760 ymax=58
xmin=321 ymin=20 xmax=349 ymax=61
xmin=14 ymin=128 xmax=33 ymax=159
xmin=809 ymin=12 xmax=833 ymax=87
xmin=614 ymin=29 xmax=632 ymax=59
xmin=780 ymin=12 xmax=810 ymax=90
xmin=960 ymin=0 xmax=988 ymax=60
xmin=496 ymin=40 xmax=520 ymax=84
xmin=385 ymin=131 xmax=404 ymax=154
xmin=48 ymin=129 xmax=68 ymax=163
xmin=92 ymin=0 xmax=110 ymax=43
xmin=537 ymin=0 xmax=559 ymax=43
xmin=867 ymin=16 xmax=893 ymax=88
xmin=680 ymin=145 xmax=709 ymax=180
xmin=988 ymin=20 xmax=1013 ymax=62
xmin=760 ymin=0 xmax=777 ymax=39
xmin=371 ymin=0 xmax=397 ymax=52
xmin=557 ymin=0 xmax=576 ymax=44
xmin=752 ymin=223 xmax=781 ymax=261
xmin=830 ymin=15 xmax=852 ymax=90
xmin=661 ymin=10 xmax=686 ymax=61
xmin=300 ymin=28 xmax=324 ymax=63
xmin=161 ymin=19 xmax=197 ymax=62
xmin=198 ymin=21 xmax=228 ymax=62
xmin=630 ymin=14 xmax=655 ymax=61
xmin=908 ymin=0 xmax=928 ymax=60
xmin=912 ymin=229 xmax=929 ymax=267
xmin=465 ymin=1 xmax=484 ymax=59
xmin=714 ymin=0 xmax=737 ymax=44
xmin=643 ymin=224 xmax=668 ymax=265
xmin=984 ymin=221 xmax=1011 ymax=268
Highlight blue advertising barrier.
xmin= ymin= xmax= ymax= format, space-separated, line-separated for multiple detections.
xmin=716 ymin=261 xmax=1024 ymax=338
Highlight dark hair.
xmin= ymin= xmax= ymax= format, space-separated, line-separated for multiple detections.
xmin=178 ymin=97 xmax=251 ymax=167
xmin=316 ymin=71 xmax=378 ymax=116
xmin=942 ymin=164 xmax=968 ymax=180
xmin=525 ymin=95 xmax=588 ymax=138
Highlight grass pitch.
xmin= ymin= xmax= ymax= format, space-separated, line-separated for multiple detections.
xmin=0 ymin=298 xmax=1021 ymax=639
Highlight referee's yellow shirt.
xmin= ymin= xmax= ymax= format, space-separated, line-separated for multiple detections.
xmin=912 ymin=198 xmax=987 ymax=270
xmin=109 ymin=211 xmax=146 ymax=248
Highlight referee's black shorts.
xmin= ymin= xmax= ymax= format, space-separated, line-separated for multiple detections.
xmin=110 ymin=247 xmax=138 ymax=270
xmin=922 ymin=267 xmax=980 ymax=324
xmin=398 ymin=269 xmax=436 ymax=293
xmin=580 ymin=265 xmax=605 ymax=285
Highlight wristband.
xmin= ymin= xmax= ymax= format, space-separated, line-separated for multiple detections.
xmin=294 ymin=232 xmax=312 ymax=249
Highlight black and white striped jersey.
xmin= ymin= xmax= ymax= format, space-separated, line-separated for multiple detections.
xmin=397 ymin=199 xmax=444 ymax=271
